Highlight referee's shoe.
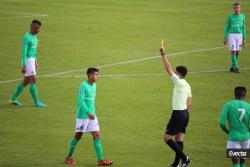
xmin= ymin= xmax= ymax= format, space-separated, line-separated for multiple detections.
xmin=182 ymin=157 xmax=191 ymax=167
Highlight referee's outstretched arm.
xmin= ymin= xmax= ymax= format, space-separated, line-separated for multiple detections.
xmin=159 ymin=41 xmax=174 ymax=76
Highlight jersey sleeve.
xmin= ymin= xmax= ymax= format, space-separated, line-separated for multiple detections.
xmin=224 ymin=15 xmax=230 ymax=40
xmin=22 ymin=37 xmax=29 ymax=67
xmin=79 ymin=85 xmax=90 ymax=114
xmin=219 ymin=104 xmax=229 ymax=134
xmin=170 ymin=73 xmax=181 ymax=85
xmin=242 ymin=15 xmax=246 ymax=40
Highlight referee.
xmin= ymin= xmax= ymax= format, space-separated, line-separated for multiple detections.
xmin=160 ymin=41 xmax=192 ymax=167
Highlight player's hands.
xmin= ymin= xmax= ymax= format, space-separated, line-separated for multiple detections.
xmin=35 ymin=63 xmax=39 ymax=70
xmin=242 ymin=40 xmax=246 ymax=47
xmin=159 ymin=39 xmax=165 ymax=56
xmin=88 ymin=113 xmax=95 ymax=120
xmin=21 ymin=67 xmax=26 ymax=74
xmin=223 ymin=39 xmax=228 ymax=45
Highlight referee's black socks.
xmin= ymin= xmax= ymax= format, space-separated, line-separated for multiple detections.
xmin=172 ymin=141 xmax=183 ymax=167
xmin=166 ymin=139 xmax=187 ymax=161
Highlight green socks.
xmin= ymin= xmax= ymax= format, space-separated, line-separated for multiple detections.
xmin=233 ymin=164 xmax=240 ymax=167
xmin=29 ymin=83 xmax=39 ymax=104
xmin=240 ymin=163 xmax=246 ymax=167
xmin=11 ymin=83 xmax=40 ymax=105
xmin=231 ymin=54 xmax=238 ymax=70
xmin=236 ymin=54 xmax=239 ymax=61
xmin=93 ymin=139 xmax=104 ymax=161
xmin=11 ymin=83 xmax=25 ymax=100
xmin=66 ymin=138 xmax=104 ymax=161
xmin=67 ymin=137 xmax=79 ymax=157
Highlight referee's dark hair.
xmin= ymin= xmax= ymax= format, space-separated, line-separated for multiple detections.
xmin=176 ymin=66 xmax=187 ymax=78
xmin=234 ymin=86 xmax=247 ymax=99
xmin=31 ymin=20 xmax=42 ymax=26
xmin=87 ymin=67 xmax=99 ymax=77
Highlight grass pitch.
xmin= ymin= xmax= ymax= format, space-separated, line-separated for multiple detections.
xmin=0 ymin=0 xmax=250 ymax=167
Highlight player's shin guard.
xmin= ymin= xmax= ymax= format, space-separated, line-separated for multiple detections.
xmin=233 ymin=164 xmax=240 ymax=167
xmin=11 ymin=83 xmax=25 ymax=100
xmin=166 ymin=139 xmax=187 ymax=161
xmin=93 ymin=139 xmax=104 ymax=161
xmin=67 ymin=137 xmax=79 ymax=157
xmin=29 ymin=83 xmax=39 ymax=104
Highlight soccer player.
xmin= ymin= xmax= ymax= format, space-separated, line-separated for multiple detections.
xmin=219 ymin=86 xmax=250 ymax=167
xmin=159 ymin=41 xmax=192 ymax=167
xmin=65 ymin=68 xmax=113 ymax=166
xmin=224 ymin=2 xmax=246 ymax=73
xmin=9 ymin=20 xmax=46 ymax=107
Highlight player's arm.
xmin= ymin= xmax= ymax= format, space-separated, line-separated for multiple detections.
xmin=187 ymin=87 xmax=192 ymax=110
xmin=223 ymin=16 xmax=230 ymax=45
xmin=219 ymin=105 xmax=229 ymax=134
xmin=21 ymin=37 xmax=28 ymax=73
xmin=159 ymin=40 xmax=174 ymax=76
xmin=79 ymin=86 xmax=95 ymax=120
xmin=242 ymin=16 xmax=246 ymax=46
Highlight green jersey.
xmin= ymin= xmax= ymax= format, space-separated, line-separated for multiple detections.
xmin=219 ymin=100 xmax=250 ymax=142
xmin=76 ymin=81 xmax=97 ymax=119
xmin=22 ymin=32 xmax=38 ymax=67
xmin=224 ymin=13 xmax=246 ymax=40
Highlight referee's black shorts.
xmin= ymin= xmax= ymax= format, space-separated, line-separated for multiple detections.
xmin=165 ymin=109 xmax=189 ymax=136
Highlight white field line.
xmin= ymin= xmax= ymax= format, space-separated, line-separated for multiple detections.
xmin=0 ymin=45 xmax=227 ymax=84
xmin=39 ymin=45 xmax=226 ymax=77
xmin=36 ymin=67 xmax=250 ymax=78
xmin=5 ymin=15 xmax=48 ymax=19
xmin=0 ymin=11 xmax=48 ymax=19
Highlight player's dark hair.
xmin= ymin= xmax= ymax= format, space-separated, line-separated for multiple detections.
xmin=176 ymin=66 xmax=187 ymax=78
xmin=234 ymin=86 xmax=247 ymax=99
xmin=31 ymin=20 xmax=42 ymax=26
xmin=233 ymin=2 xmax=240 ymax=6
xmin=87 ymin=67 xmax=99 ymax=77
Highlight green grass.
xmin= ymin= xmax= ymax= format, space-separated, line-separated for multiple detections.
xmin=0 ymin=0 xmax=250 ymax=166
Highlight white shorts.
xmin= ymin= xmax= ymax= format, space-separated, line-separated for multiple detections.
xmin=24 ymin=58 xmax=36 ymax=77
xmin=75 ymin=118 xmax=100 ymax=133
xmin=227 ymin=139 xmax=250 ymax=149
xmin=228 ymin=33 xmax=243 ymax=51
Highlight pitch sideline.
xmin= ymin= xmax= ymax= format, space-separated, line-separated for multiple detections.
xmin=0 ymin=45 xmax=233 ymax=84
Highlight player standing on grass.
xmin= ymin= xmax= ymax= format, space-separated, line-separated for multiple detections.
xmin=159 ymin=40 xmax=192 ymax=167
xmin=219 ymin=86 xmax=250 ymax=167
xmin=9 ymin=20 xmax=46 ymax=107
xmin=65 ymin=68 xmax=113 ymax=166
xmin=224 ymin=2 xmax=246 ymax=73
